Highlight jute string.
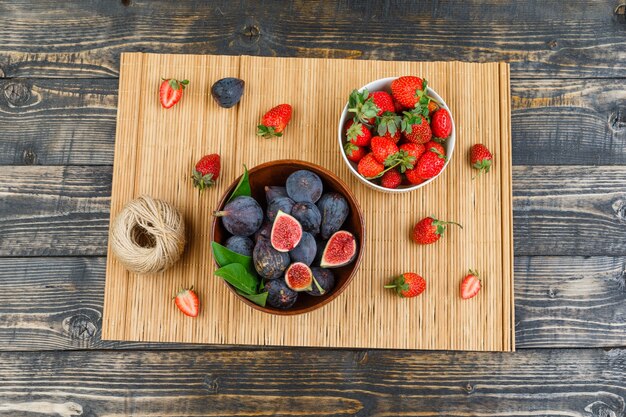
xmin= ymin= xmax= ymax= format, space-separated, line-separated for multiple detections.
xmin=110 ymin=195 xmax=186 ymax=274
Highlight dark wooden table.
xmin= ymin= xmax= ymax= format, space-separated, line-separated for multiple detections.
xmin=1 ymin=1 xmax=626 ymax=415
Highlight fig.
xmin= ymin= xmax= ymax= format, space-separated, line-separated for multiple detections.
xmin=254 ymin=221 xmax=272 ymax=242
xmin=214 ymin=196 xmax=263 ymax=237
xmin=317 ymin=192 xmax=350 ymax=240
xmin=284 ymin=262 xmax=313 ymax=291
xmin=314 ymin=237 xmax=327 ymax=265
xmin=267 ymin=196 xmax=295 ymax=223
xmin=265 ymin=278 xmax=298 ymax=309
xmin=265 ymin=186 xmax=287 ymax=203
xmin=210 ymin=77 xmax=245 ymax=108
xmin=320 ymin=230 xmax=357 ymax=268
xmin=225 ymin=235 xmax=254 ymax=257
xmin=253 ymin=237 xmax=290 ymax=280
xmin=270 ymin=210 xmax=303 ymax=252
xmin=291 ymin=202 xmax=321 ymax=235
xmin=288 ymin=232 xmax=316 ymax=266
xmin=286 ymin=170 xmax=323 ymax=203
xmin=307 ymin=267 xmax=336 ymax=296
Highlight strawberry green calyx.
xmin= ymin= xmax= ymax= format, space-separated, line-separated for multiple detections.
xmin=376 ymin=111 xmax=401 ymax=136
xmin=192 ymin=169 xmax=215 ymax=190
xmin=468 ymin=269 xmax=480 ymax=278
xmin=472 ymin=159 xmax=492 ymax=174
xmin=431 ymin=148 xmax=448 ymax=161
xmin=431 ymin=217 xmax=463 ymax=236
xmin=366 ymin=150 xmax=415 ymax=180
xmin=163 ymin=78 xmax=189 ymax=91
xmin=413 ymin=78 xmax=440 ymax=106
xmin=343 ymin=141 xmax=360 ymax=157
xmin=346 ymin=121 xmax=364 ymax=142
xmin=348 ymin=88 xmax=379 ymax=125
xmin=401 ymin=110 xmax=428 ymax=133
xmin=257 ymin=124 xmax=283 ymax=138
xmin=383 ymin=275 xmax=410 ymax=297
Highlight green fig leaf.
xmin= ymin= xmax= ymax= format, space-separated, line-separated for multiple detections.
xmin=215 ymin=263 xmax=259 ymax=295
xmin=237 ymin=290 xmax=268 ymax=307
xmin=211 ymin=241 xmax=254 ymax=273
xmin=227 ymin=165 xmax=251 ymax=202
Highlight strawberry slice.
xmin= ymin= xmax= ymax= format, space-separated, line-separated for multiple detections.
xmin=160 ymin=78 xmax=189 ymax=109
xmin=460 ymin=270 xmax=482 ymax=299
xmin=174 ymin=286 xmax=200 ymax=317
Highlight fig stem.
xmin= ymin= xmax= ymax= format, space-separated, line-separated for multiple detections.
xmin=312 ymin=275 xmax=325 ymax=295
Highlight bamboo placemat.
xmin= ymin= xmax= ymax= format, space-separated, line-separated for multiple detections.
xmin=103 ymin=53 xmax=514 ymax=351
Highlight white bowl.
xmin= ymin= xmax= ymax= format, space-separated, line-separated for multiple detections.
xmin=338 ymin=77 xmax=456 ymax=193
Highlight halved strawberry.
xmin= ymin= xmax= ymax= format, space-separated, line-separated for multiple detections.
xmin=460 ymin=270 xmax=482 ymax=299
xmin=174 ymin=286 xmax=200 ymax=317
xmin=160 ymin=78 xmax=189 ymax=109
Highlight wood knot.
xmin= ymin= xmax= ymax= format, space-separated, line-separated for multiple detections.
xmin=547 ymin=39 xmax=558 ymax=48
xmin=239 ymin=22 xmax=261 ymax=45
xmin=612 ymin=199 xmax=626 ymax=221
xmin=64 ymin=314 xmax=97 ymax=340
xmin=609 ymin=108 xmax=626 ymax=133
xmin=615 ymin=4 xmax=626 ymax=22
xmin=121 ymin=0 xmax=131 ymax=5
xmin=547 ymin=288 xmax=558 ymax=298
xmin=203 ymin=375 xmax=219 ymax=393
xmin=354 ymin=351 xmax=369 ymax=365
xmin=3 ymin=81 xmax=31 ymax=107
xmin=464 ymin=382 xmax=474 ymax=394
xmin=22 ymin=149 xmax=37 ymax=165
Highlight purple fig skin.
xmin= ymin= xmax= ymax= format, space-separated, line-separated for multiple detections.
xmin=253 ymin=237 xmax=290 ymax=280
xmin=314 ymin=238 xmax=327 ymax=265
xmin=267 ymin=196 xmax=295 ymax=223
xmin=225 ymin=235 xmax=254 ymax=257
xmin=254 ymin=221 xmax=272 ymax=243
xmin=286 ymin=170 xmax=323 ymax=203
xmin=288 ymin=232 xmax=317 ymax=266
xmin=306 ymin=267 xmax=335 ymax=296
xmin=317 ymin=192 xmax=349 ymax=240
xmin=265 ymin=186 xmax=288 ymax=204
xmin=214 ymin=196 xmax=264 ymax=237
xmin=291 ymin=202 xmax=321 ymax=235
xmin=265 ymin=278 xmax=298 ymax=309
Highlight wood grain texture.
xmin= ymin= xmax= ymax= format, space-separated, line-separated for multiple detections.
xmin=0 ymin=348 xmax=625 ymax=416
xmin=1 ymin=0 xmax=626 ymax=78
xmin=2 ymin=78 xmax=625 ymax=166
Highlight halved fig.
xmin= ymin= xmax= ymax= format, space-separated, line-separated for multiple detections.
xmin=270 ymin=210 xmax=303 ymax=252
xmin=320 ymin=230 xmax=357 ymax=268
xmin=284 ymin=262 xmax=313 ymax=292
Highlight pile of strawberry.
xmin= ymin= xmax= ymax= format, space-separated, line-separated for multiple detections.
xmin=343 ymin=76 xmax=453 ymax=189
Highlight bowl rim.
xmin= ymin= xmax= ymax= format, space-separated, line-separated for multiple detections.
xmin=337 ymin=76 xmax=456 ymax=193
xmin=210 ymin=159 xmax=366 ymax=316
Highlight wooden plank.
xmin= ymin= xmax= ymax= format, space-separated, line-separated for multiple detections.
xmin=0 ymin=0 xmax=625 ymax=79
xmin=0 ymin=348 xmax=624 ymax=416
xmin=1 ymin=256 xmax=624 ymax=351
xmin=2 ymin=78 xmax=625 ymax=166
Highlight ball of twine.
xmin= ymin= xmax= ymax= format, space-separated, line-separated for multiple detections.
xmin=110 ymin=195 xmax=186 ymax=274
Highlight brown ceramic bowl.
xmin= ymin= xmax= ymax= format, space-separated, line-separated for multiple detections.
xmin=211 ymin=159 xmax=365 ymax=315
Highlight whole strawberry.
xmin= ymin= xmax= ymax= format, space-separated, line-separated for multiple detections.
xmin=391 ymin=76 xmax=426 ymax=109
xmin=257 ymin=104 xmax=292 ymax=138
xmin=160 ymin=78 xmax=189 ymax=109
xmin=357 ymin=153 xmax=384 ymax=178
xmin=412 ymin=216 xmax=462 ymax=245
xmin=192 ymin=154 xmax=220 ymax=190
xmin=344 ymin=142 xmax=367 ymax=163
xmin=368 ymin=91 xmax=395 ymax=120
xmin=380 ymin=169 xmax=402 ymax=189
xmin=400 ymin=143 xmax=426 ymax=161
xmin=470 ymin=144 xmax=493 ymax=175
xmin=401 ymin=112 xmax=432 ymax=144
xmin=460 ymin=269 xmax=482 ymax=299
xmin=371 ymin=136 xmax=399 ymax=164
xmin=431 ymin=108 xmax=452 ymax=139
xmin=424 ymin=140 xmax=445 ymax=156
xmin=404 ymin=167 xmax=425 ymax=185
xmin=416 ymin=149 xmax=446 ymax=179
xmin=345 ymin=120 xmax=372 ymax=147
xmin=384 ymin=273 xmax=426 ymax=298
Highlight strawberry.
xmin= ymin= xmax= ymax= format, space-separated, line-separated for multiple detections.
xmin=425 ymin=140 xmax=445 ymax=156
xmin=345 ymin=120 xmax=372 ymax=147
xmin=174 ymin=286 xmax=200 ymax=317
xmin=348 ymin=89 xmax=380 ymax=125
xmin=357 ymin=153 xmax=384 ymax=178
xmin=384 ymin=272 xmax=426 ymax=298
xmin=192 ymin=153 xmax=221 ymax=190
xmin=416 ymin=149 xmax=446 ymax=179
xmin=375 ymin=111 xmax=402 ymax=143
xmin=431 ymin=108 xmax=452 ymax=139
xmin=344 ymin=142 xmax=367 ymax=163
xmin=428 ymin=100 xmax=439 ymax=116
xmin=159 ymin=78 xmax=189 ymax=109
xmin=412 ymin=216 xmax=462 ymax=245
xmin=371 ymin=136 xmax=399 ymax=164
xmin=257 ymin=104 xmax=292 ymax=138
xmin=391 ymin=76 xmax=426 ymax=109
xmin=401 ymin=112 xmax=432 ymax=144
xmin=470 ymin=144 xmax=493 ymax=175
xmin=405 ymin=167 xmax=425 ymax=185
xmin=399 ymin=143 xmax=426 ymax=161
xmin=380 ymin=169 xmax=402 ymax=189
xmin=368 ymin=91 xmax=395 ymax=118
xmin=460 ymin=270 xmax=482 ymax=299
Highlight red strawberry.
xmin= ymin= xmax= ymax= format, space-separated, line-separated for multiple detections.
xmin=344 ymin=142 xmax=367 ymax=163
xmin=384 ymin=272 xmax=426 ymax=298
xmin=357 ymin=153 xmax=384 ymax=178
xmin=391 ymin=76 xmax=426 ymax=109
xmin=160 ymin=78 xmax=189 ymax=109
xmin=257 ymin=104 xmax=292 ymax=138
xmin=399 ymin=143 xmax=426 ymax=161
xmin=412 ymin=216 xmax=462 ymax=245
xmin=428 ymin=100 xmax=439 ymax=116
xmin=470 ymin=144 xmax=493 ymax=174
xmin=368 ymin=91 xmax=395 ymax=119
xmin=345 ymin=120 xmax=372 ymax=147
xmin=375 ymin=112 xmax=402 ymax=143
xmin=431 ymin=108 xmax=452 ymax=139
xmin=393 ymin=99 xmax=407 ymax=113
xmin=401 ymin=113 xmax=432 ymax=144
xmin=174 ymin=286 xmax=200 ymax=317
xmin=380 ymin=169 xmax=402 ymax=189
xmin=460 ymin=270 xmax=482 ymax=299
xmin=416 ymin=149 xmax=446 ymax=179
xmin=370 ymin=136 xmax=399 ymax=164
xmin=405 ymin=167 xmax=425 ymax=185
xmin=425 ymin=140 xmax=445 ymax=156
xmin=192 ymin=154 xmax=220 ymax=190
